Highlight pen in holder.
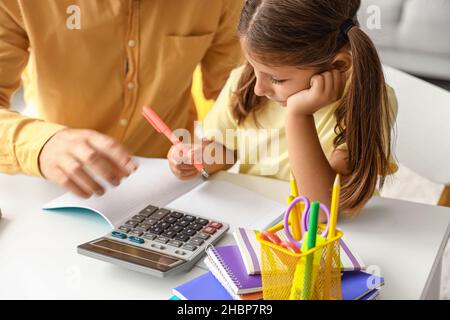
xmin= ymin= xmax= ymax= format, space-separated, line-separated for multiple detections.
xmin=257 ymin=195 xmax=343 ymax=300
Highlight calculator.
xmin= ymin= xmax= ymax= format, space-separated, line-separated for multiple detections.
xmin=77 ymin=204 xmax=229 ymax=277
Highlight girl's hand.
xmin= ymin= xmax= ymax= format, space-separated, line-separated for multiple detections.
xmin=167 ymin=144 xmax=201 ymax=180
xmin=287 ymin=70 xmax=347 ymax=116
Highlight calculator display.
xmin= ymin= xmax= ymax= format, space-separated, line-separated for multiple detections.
xmin=79 ymin=238 xmax=184 ymax=272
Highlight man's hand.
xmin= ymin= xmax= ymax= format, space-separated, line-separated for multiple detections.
xmin=287 ymin=70 xmax=347 ymax=116
xmin=39 ymin=129 xmax=138 ymax=198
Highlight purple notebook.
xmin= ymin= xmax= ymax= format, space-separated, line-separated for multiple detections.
xmin=341 ymin=271 xmax=384 ymax=300
xmin=206 ymin=245 xmax=262 ymax=295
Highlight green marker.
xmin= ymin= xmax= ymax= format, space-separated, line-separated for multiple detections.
xmin=302 ymin=201 xmax=320 ymax=300
xmin=306 ymin=202 xmax=320 ymax=250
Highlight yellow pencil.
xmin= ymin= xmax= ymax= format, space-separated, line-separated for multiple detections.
xmin=328 ymin=174 xmax=341 ymax=240
xmin=323 ymin=174 xmax=341 ymax=299
xmin=288 ymin=172 xmax=302 ymax=240
xmin=290 ymin=172 xmax=299 ymax=197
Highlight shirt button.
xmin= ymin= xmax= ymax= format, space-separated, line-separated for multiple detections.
xmin=119 ymin=118 xmax=128 ymax=126
xmin=127 ymin=82 xmax=135 ymax=90
xmin=128 ymin=40 xmax=136 ymax=48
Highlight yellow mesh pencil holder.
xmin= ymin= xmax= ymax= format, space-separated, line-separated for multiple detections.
xmin=257 ymin=197 xmax=343 ymax=300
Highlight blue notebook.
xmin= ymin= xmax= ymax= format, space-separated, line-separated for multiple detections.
xmin=172 ymin=269 xmax=383 ymax=300
xmin=172 ymin=272 xmax=233 ymax=300
xmin=342 ymin=271 xmax=384 ymax=300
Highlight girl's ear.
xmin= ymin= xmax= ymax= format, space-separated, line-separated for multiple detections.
xmin=332 ymin=51 xmax=353 ymax=73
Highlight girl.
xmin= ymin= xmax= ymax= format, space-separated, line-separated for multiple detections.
xmin=168 ymin=0 xmax=397 ymax=214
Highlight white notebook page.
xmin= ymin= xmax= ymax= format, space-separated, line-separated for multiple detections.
xmin=42 ymin=158 xmax=202 ymax=228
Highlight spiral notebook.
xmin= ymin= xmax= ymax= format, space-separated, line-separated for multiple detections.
xmin=205 ymin=245 xmax=262 ymax=295
xmin=204 ymin=258 xmax=263 ymax=300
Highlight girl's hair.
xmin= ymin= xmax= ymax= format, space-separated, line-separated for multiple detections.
xmin=234 ymin=0 xmax=394 ymax=212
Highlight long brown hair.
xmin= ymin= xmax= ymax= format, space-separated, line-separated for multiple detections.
xmin=234 ymin=0 xmax=394 ymax=211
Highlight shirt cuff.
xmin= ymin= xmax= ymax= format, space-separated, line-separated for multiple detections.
xmin=15 ymin=121 xmax=66 ymax=177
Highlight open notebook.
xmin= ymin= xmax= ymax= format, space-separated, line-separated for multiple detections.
xmin=42 ymin=158 xmax=286 ymax=248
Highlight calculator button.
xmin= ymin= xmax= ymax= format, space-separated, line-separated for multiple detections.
xmin=182 ymin=215 xmax=196 ymax=222
xmin=140 ymin=205 xmax=158 ymax=216
xmin=196 ymin=232 xmax=211 ymax=240
xmin=111 ymin=231 xmax=127 ymax=239
xmin=168 ymin=240 xmax=183 ymax=248
xmin=128 ymin=230 xmax=143 ymax=237
xmin=174 ymin=250 xmax=187 ymax=256
xmin=164 ymin=216 xmax=178 ymax=224
xmin=195 ymin=218 xmax=209 ymax=225
xmin=174 ymin=234 xmax=190 ymax=242
xmin=201 ymin=227 xmax=217 ymax=235
xmin=182 ymin=244 xmax=197 ymax=252
xmin=131 ymin=215 xmax=146 ymax=222
xmin=144 ymin=218 xmax=158 ymax=225
xmin=143 ymin=233 xmax=156 ymax=240
xmin=176 ymin=220 xmax=190 ymax=228
xmin=124 ymin=220 xmax=139 ymax=228
xmin=168 ymin=225 xmax=183 ymax=233
xmin=151 ymin=243 xmax=166 ymax=250
xmin=182 ymin=228 xmax=197 ymax=237
xmin=155 ymin=236 xmax=169 ymax=244
xmin=150 ymin=209 xmax=170 ymax=220
xmin=208 ymin=222 xmax=223 ymax=229
xmin=156 ymin=222 xmax=171 ymax=230
xmin=118 ymin=226 xmax=130 ymax=233
xmin=189 ymin=223 xmax=203 ymax=231
xmin=170 ymin=212 xmax=184 ymax=219
xmin=128 ymin=236 xmax=145 ymax=244
xmin=162 ymin=230 xmax=177 ymax=239
xmin=148 ymin=226 xmax=164 ymax=235
xmin=188 ymin=238 xmax=204 ymax=246
xmin=137 ymin=223 xmax=153 ymax=231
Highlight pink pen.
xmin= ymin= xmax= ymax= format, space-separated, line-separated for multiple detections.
xmin=142 ymin=106 xmax=209 ymax=179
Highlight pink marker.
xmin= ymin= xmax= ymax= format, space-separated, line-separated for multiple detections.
xmin=142 ymin=106 xmax=209 ymax=179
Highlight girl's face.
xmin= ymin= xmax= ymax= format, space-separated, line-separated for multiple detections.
xmin=244 ymin=48 xmax=318 ymax=107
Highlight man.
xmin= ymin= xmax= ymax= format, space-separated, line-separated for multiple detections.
xmin=0 ymin=0 xmax=243 ymax=198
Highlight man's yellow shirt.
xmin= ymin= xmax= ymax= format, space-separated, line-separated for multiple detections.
xmin=0 ymin=0 xmax=243 ymax=176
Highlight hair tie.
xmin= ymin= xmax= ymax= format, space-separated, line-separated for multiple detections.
xmin=340 ymin=19 xmax=356 ymax=37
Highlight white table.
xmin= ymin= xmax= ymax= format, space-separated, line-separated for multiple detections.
xmin=1 ymin=171 xmax=449 ymax=300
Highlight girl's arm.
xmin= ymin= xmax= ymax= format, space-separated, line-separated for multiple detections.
xmin=286 ymin=70 xmax=349 ymax=213
xmin=286 ymin=113 xmax=335 ymax=209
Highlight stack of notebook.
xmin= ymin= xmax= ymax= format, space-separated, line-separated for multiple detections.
xmin=171 ymin=228 xmax=384 ymax=300
xmin=172 ymin=244 xmax=263 ymax=301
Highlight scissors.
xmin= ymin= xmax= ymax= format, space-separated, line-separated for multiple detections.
xmin=283 ymin=196 xmax=330 ymax=248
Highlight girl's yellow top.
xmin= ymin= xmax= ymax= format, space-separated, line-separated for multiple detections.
xmin=203 ymin=66 xmax=399 ymax=181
